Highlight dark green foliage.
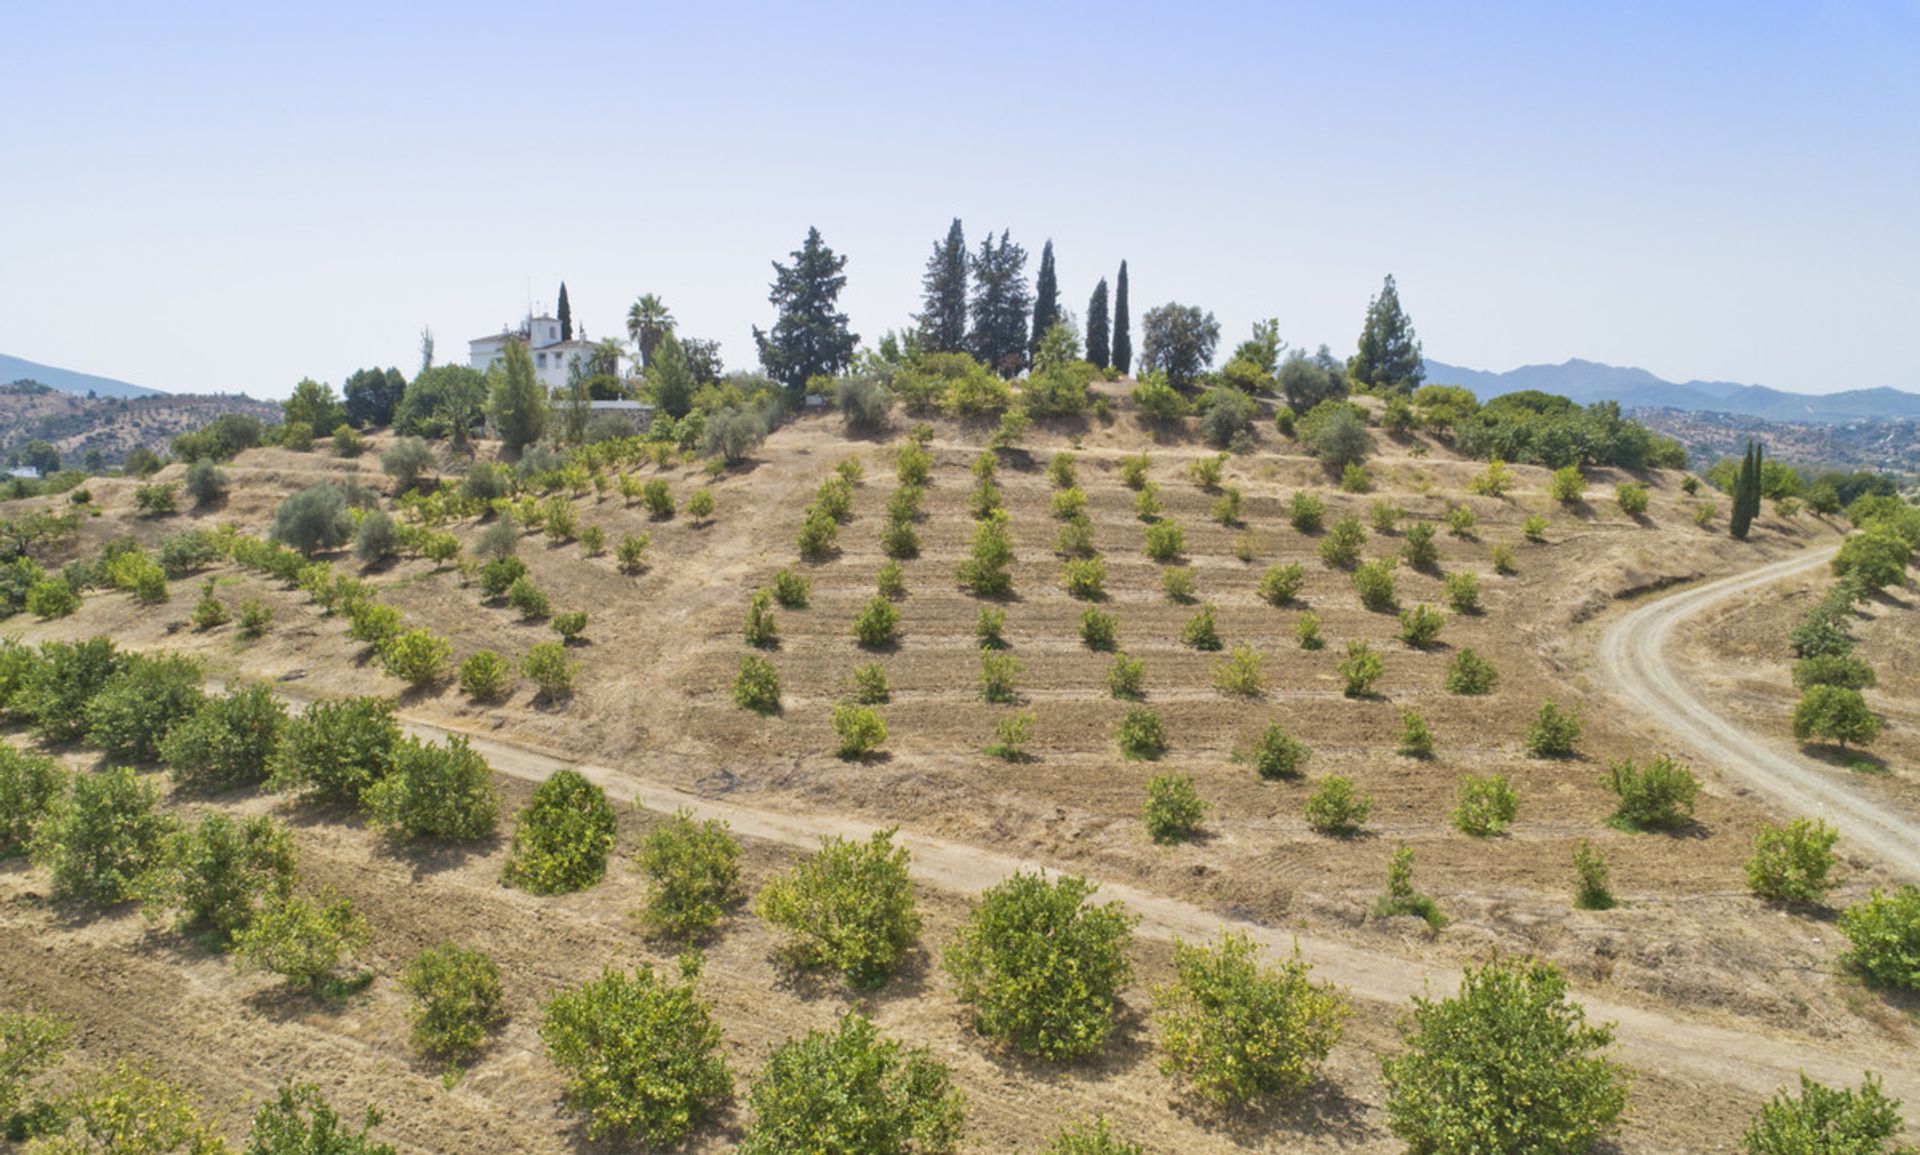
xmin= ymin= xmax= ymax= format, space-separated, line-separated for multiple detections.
xmin=477 ymin=555 xmax=527 ymax=599
xmin=149 ymin=812 xmax=295 ymax=948
xmin=1348 ymin=275 xmax=1424 ymax=394
xmin=1604 ymin=755 xmax=1699 ymax=830
xmin=0 ymin=1009 xmax=69 ymax=1139
xmin=0 ymin=746 xmax=64 ymax=857
xmin=13 ymin=637 xmax=127 ymax=743
xmin=245 ymin=1081 xmax=396 ymax=1155
xmin=184 ymin=459 xmax=228 ymax=507
xmin=268 ymin=696 xmax=400 ymax=806
xmin=1139 ymin=303 xmax=1221 ymax=389
xmin=1144 ymin=774 xmax=1206 ymax=843
xmin=1445 ymin=647 xmax=1498 ymax=695
xmin=944 ymin=871 xmax=1137 ymax=1060
xmin=755 ymin=829 xmax=920 ymax=987
xmin=732 ymin=654 xmax=781 ymax=714
xmin=1305 ymin=776 xmax=1373 ymax=836
xmin=1180 ymin=602 xmax=1221 ymax=650
xmin=1840 ymin=886 xmax=1920 ymax=990
xmin=540 ymin=963 xmax=733 ymax=1145
xmin=636 ymin=809 xmax=743 ymax=940
xmin=1116 ymin=708 xmax=1167 ymax=759
xmin=487 ymin=340 xmax=547 ymax=452
xmin=1339 ymin=641 xmax=1384 ymax=697
xmin=1792 ymin=684 xmax=1881 ymax=748
xmin=1155 ymin=931 xmax=1347 ymax=1106
xmin=1572 ymin=840 xmax=1615 ymax=910
xmin=852 ymin=594 xmax=900 ymax=647
xmin=967 ymin=229 xmax=1031 ymax=376
xmin=957 ymin=510 xmax=1015 ymax=595
xmin=1744 ymin=818 xmax=1838 ymax=904
xmin=272 ymin=484 xmax=355 ymax=556
xmin=1730 ymin=440 xmax=1760 ymax=540
xmin=1299 ymin=400 xmax=1374 ymax=468
xmin=1791 ymin=654 xmax=1876 ymax=691
xmin=1525 ymin=700 xmax=1583 ymax=757
xmin=1242 ymin=722 xmax=1310 ymax=779
xmin=83 ymin=653 xmax=205 ymax=762
xmin=755 ymin=226 xmax=859 ymax=393
xmin=343 ymin=365 xmax=407 ymax=429
xmin=363 ymin=735 xmax=498 ymax=842
xmin=1381 ymin=957 xmax=1628 ymax=1152
xmin=504 ymin=770 xmax=617 ymax=894
xmin=1085 ymin=277 xmax=1111 ymax=368
xmin=1029 ymin=239 xmax=1060 ymax=360
xmin=740 ymin=1011 xmax=965 ymax=1155
xmin=32 ymin=764 xmax=175 ymax=904
xmin=917 ymin=218 xmax=970 ymax=354
xmin=1452 ymin=774 xmax=1519 ymax=837
xmin=1111 ymin=260 xmax=1131 ymax=374
xmin=401 ymin=944 xmax=505 ymax=1063
xmin=1743 ymin=1073 xmax=1909 ymax=1155
xmin=1278 ymin=345 xmax=1351 ymax=412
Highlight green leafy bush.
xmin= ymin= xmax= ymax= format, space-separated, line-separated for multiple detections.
xmin=1790 ymin=654 xmax=1876 ymax=691
xmin=1549 ymin=465 xmax=1585 ymax=503
xmin=739 ymin=1011 xmax=965 ymax=1155
xmin=1043 ymin=1117 xmax=1143 ymax=1155
xmin=1295 ymin=611 xmax=1324 ymax=650
xmin=235 ymin=889 xmax=369 ymax=992
xmin=1525 ymin=700 xmax=1583 ymax=757
xmin=957 ymin=511 xmax=1015 ymax=594
xmin=875 ymin=560 xmax=905 ymax=600
xmin=458 ymin=650 xmax=512 ymax=701
xmin=1839 ymin=886 xmax=1920 ymax=989
xmin=852 ymin=594 xmax=900 ymax=647
xmin=1398 ymin=603 xmax=1445 ymax=648
xmin=979 ymin=650 xmax=1022 ymax=703
xmin=1792 ymin=684 xmax=1881 ymax=748
xmin=733 ymin=654 xmax=780 ymax=714
xmin=1445 ymin=647 xmax=1498 ymax=694
xmin=540 ymin=963 xmax=732 ymax=1145
xmin=1352 ymin=557 xmax=1398 ymax=611
xmin=1078 ymin=605 xmax=1119 ymax=652
xmin=1063 ymin=556 xmax=1106 ymax=600
xmin=1180 ymin=602 xmax=1222 ymax=650
xmin=1603 ymin=754 xmax=1699 ymax=831
xmin=616 ymin=532 xmax=650 ymax=573
xmin=1572 ymin=839 xmax=1615 ymax=910
xmin=504 ymin=769 xmax=617 ymax=894
xmin=832 ymin=703 xmax=887 ymax=758
xmin=1339 ymin=641 xmax=1384 ymax=697
xmin=1144 ymin=774 xmax=1206 ymax=843
xmin=771 ymin=566 xmax=810 ymax=608
xmin=25 ymin=578 xmax=78 ymax=619
xmin=1211 ymin=644 xmax=1265 ymax=697
xmin=507 ymin=575 xmax=551 ymax=619
xmin=1380 ymin=956 xmax=1627 ymax=1152
xmin=401 ymin=943 xmax=505 ymax=1063
xmin=850 ymin=662 xmax=890 ymax=704
xmin=1398 ymin=709 xmax=1435 ymax=758
xmin=1107 ymin=653 xmax=1146 ymax=699
xmin=755 ymin=829 xmax=920 ymax=986
xmin=41 ymin=1060 xmax=226 ymax=1153
xmin=944 ymin=872 xmax=1137 ymax=1060
xmin=550 ymin=610 xmax=588 ymax=644
xmin=16 ymin=637 xmax=127 ymax=743
xmin=635 ymin=809 xmax=743 ymax=940
xmin=0 ymin=1009 xmax=69 ymax=1138
xmin=1319 ymin=515 xmax=1366 ymax=568
xmin=1442 ymin=570 xmax=1480 ymax=613
xmin=0 ymin=746 xmax=64 ymax=857
xmin=1615 ymin=482 xmax=1650 ymax=517
xmin=1522 ymin=513 xmax=1550 ymax=541
xmin=522 ymin=641 xmax=577 ymax=700
xmin=984 ymin=709 xmax=1033 ymax=760
xmin=272 ymin=483 xmax=355 ymax=556
xmin=640 ymin=478 xmax=675 ymax=519
xmin=82 ymin=654 xmax=206 ymax=763
xmin=1445 ymin=504 xmax=1477 ymax=536
xmin=269 ymin=696 xmax=399 ymax=805
xmin=1116 ymin=708 xmax=1167 ymax=759
xmin=1162 ymin=565 xmax=1197 ymax=603
xmin=1143 ymin=519 xmax=1185 ymax=562
xmin=1257 ymin=562 xmax=1305 ymax=605
xmin=32 ymin=764 xmax=175 ymax=904
xmin=1155 ymin=931 xmax=1347 ymax=1106
xmin=1288 ymin=491 xmax=1325 ymax=533
xmin=1241 ymin=722 xmax=1309 ymax=780
xmin=147 ymin=811 xmax=295 ymax=947
xmin=244 ymin=1081 xmax=396 ymax=1154
xmin=379 ymin=628 xmax=451 ymax=688
xmin=1743 ymin=1073 xmax=1909 ymax=1155
xmin=1451 ymin=774 xmax=1519 ymax=837
xmin=477 ymin=555 xmax=528 ymax=598
xmin=1305 ymin=776 xmax=1372 ymax=836
xmin=363 ymin=735 xmax=499 ymax=842
xmin=1744 ymin=818 xmax=1838 ymax=904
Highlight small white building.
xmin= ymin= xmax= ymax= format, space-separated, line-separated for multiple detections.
xmin=467 ymin=314 xmax=604 ymax=391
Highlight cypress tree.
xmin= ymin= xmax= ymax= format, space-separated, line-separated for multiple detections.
xmin=488 ymin=339 xmax=547 ymax=453
xmin=1730 ymin=441 xmax=1753 ymax=539
xmin=917 ymin=219 xmax=970 ymax=354
xmin=1112 ymin=261 xmax=1132 ymax=375
xmin=1030 ymin=240 xmax=1060 ymax=359
xmin=1086 ymin=278 xmax=1111 ymax=368
xmin=557 ymin=282 xmax=572 ymax=341
xmin=1349 ymin=274 xmax=1425 ymax=395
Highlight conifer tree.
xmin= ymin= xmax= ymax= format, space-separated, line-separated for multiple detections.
xmin=967 ymin=230 xmax=1031 ymax=377
xmin=487 ymin=339 xmax=546 ymax=453
xmin=1086 ymin=278 xmax=1111 ymax=368
xmin=1348 ymin=274 xmax=1425 ymax=395
xmin=1030 ymin=240 xmax=1060 ymax=360
xmin=754 ymin=227 xmax=859 ymax=395
xmin=1731 ymin=440 xmax=1761 ymax=540
xmin=557 ymin=282 xmax=572 ymax=341
xmin=1112 ymin=261 xmax=1132 ymax=375
xmin=917 ymin=219 xmax=970 ymax=354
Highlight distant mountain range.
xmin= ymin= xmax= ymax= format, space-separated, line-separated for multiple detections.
xmin=1423 ymin=358 xmax=1920 ymax=425
xmin=0 ymin=353 xmax=162 ymax=399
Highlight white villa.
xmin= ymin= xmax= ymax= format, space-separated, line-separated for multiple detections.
xmin=467 ymin=314 xmax=601 ymax=391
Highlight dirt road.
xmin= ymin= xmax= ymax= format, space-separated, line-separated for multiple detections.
xmin=1595 ymin=542 xmax=1920 ymax=879
xmin=391 ymin=711 xmax=1920 ymax=1108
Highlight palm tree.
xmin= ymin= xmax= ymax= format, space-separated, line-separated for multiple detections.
xmin=626 ymin=294 xmax=675 ymax=369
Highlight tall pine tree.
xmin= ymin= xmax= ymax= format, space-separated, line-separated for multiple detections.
xmin=1730 ymin=440 xmax=1761 ymax=540
xmin=1112 ymin=261 xmax=1132 ymax=375
xmin=1030 ymin=240 xmax=1060 ymax=359
xmin=967 ymin=230 xmax=1031 ymax=377
xmin=1348 ymin=274 xmax=1426 ymax=395
xmin=1086 ymin=278 xmax=1111 ymax=368
xmin=557 ymin=282 xmax=572 ymax=341
xmin=753 ymin=227 xmax=859 ymax=396
xmin=917 ymin=219 xmax=970 ymax=353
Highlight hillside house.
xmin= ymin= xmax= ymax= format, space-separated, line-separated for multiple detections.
xmin=468 ymin=314 xmax=601 ymax=391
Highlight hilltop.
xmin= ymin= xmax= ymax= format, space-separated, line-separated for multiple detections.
xmin=1425 ymin=356 xmax=1920 ymax=424
xmin=0 ymin=352 xmax=163 ymax=398
xmin=0 ymin=386 xmax=281 ymax=468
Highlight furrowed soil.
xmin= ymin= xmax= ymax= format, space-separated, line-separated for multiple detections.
xmin=2 ymin=398 xmax=1913 ymax=1153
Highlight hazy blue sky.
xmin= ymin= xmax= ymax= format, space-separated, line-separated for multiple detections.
xmin=4 ymin=1 xmax=1916 ymax=399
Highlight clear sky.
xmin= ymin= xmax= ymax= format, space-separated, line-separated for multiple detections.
xmin=4 ymin=1 xmax=1916 ymax=399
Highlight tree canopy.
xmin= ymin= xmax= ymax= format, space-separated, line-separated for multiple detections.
xmin=1349 ymin=274 xmax=1425 ymax=395
xmin=754 ymin=227 xmax=858 ymax=394
xmin=1030 ymin=239 xmax=1060 ymax=361
xmin=968 ymin=229 xmax=1031 ymax=377
xmin=486 ymin=339 xmax=547 ymax=453
xmin=1112 ymin=261 xmax=1132 ymax=375
xmin=917 ymin=218 xmax=969 ymax=354
xmin=1139 ymin=303 xmax=1220 ymax=390
xmin=1085 ymin=277 xmax=1111 ymax=368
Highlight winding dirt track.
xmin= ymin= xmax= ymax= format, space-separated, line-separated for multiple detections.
xmin=1595 ymin=542 xmax=1920 ymax=880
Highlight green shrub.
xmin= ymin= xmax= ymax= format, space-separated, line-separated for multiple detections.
xmin=1491 ymin=542 xmax=1518 ymax=574
xmin=739 ymin=1011 xmax=965 ymax=1155
xmin=504 ymin=770 xmax=617 ymax=894
xmin=635 ymin=808 xmax=743 ymax=940
xmin=1143 ymin=519 xmax=1185 ymax=562
xmin=640 ymin=478 xmax=675 ymax=519
xmin=234 ymin=889 xmax=369 ymax=992
xmin=1603 ymin=754 xmax=1699 ymax=830
xmin=742 ymin=588 xmax=780 ymax=648
xmin=1572 ymin=839 xmax=1615 ymax=910
xmin=1241 ymin=722 xmax=1309 ymax=780
xmin=1522 ymin=513 xmax=1550 ymax=541
xmin=1257 ymin=562 xmax=1305 ymax=605
xmin=796 ymin=505 xmax=839 ymax=559
xmin=1155 ymin=931 xmax=1347 ymax=1106
xmin=685 ymin=488 xmax=715 ymax=521
xmin=1304 ymin=776 xmax=1372 ymax=836
xmin=1791 ymin=654 xmax=1876 ymax=691
xmin=1051 ymin=487 xmax=1087 ymax=521
xmin=1397 ymin=709 xmax=1435 ymax=758
xmin=1615 ymin=482 xmax=1650 ymax=517
xmin=43 ymin=1060 xmax=226 ymax=1153
xmin=1063 ymin=556 xmax=1106 ymax=600
xmin=1397 ymin=603 xmax=1445 ymax=648
xmin=346 ymin=599 xmax=403 ymax=647
xmin=363 ymin=735 xmax=498 ymax=842
xmin=458 ymin=650 xmax=512 ymax=701
xmin=944 ymin=871 xmax=1136 ymax=1061
xmin=1144 ymin=774 xmax=1206 ymax=843
xmin=1340 ymin=463 xmax=1371 ymax=493
xmin=1352 ymin=557 xmax=1398 ymax=611
xmin=31 ymin=765 xmax=173 ymax=904
xmin=1054 ymin=515 xmax=1095 ymax=558
xmin=1080 ymin=606 xmax=1118 ymax=652
xmin=161 ymin=681 xmax=285 ymax=792
xmin=245 ymin=1082 xmax=396 ymax=1154
xmin=1319 ymin=515 xmax=1366 ymax=568
xmin=1116 ymin=708 xmax=1167 ymax=759
xmin=1180 ymin=602 xmax=1222 ymax=651
xmin=985 ymin=710 xmax=1034 ymax=761
xmin=16 ymin=637 xmax=127 ymax=743
xmin=1445 ymin=504 xmax=1477 ymax=536
xmin=380 ymin=628 xmax=452 ymax=688
xmin=1119 ymin=452 xmax=1151 ymax=488
xmin=852 ymin=595 xmax=900 ymax=648
xmin=1547 ymin=465 xmax=1584 ymax=504
xmin=850 ymin=662 xmax=890 ymax=704
xmin=1162 ymin=565 xmax=1197 ymax=603
xmin=895 ymin=441 xmax=932 ymax=486
xmin=1212 ymin=644 xmax=1265 ymax=697
xmin=146 ymin=811 xmax=295 ymax=948
xmin=238 ymin=598 xmax=272 ymax=638
xmin=975 ymin=606 xmax=1006 ymax=649
xmin=268 ymin=696 xmax=399 ymax=805
xmin=875 ymin=560 xmax=906 ymax=600
xmin=1288 ymin=491 xmax=1326 ymax=533
xmin=1792 ymin=684 xmax=1881 ymax=748
xmin=770 ymin=566 xmax=810 ymax=608
xmin=957 ymin=511 xmax=1015 ymax=594
xmin=880 ymin=515 xmax=920 ymax=559
xmin=25 ymin=578 xmax=78 ymax=619
xmin=1526 ymin=700 xmax=1583 ymax=757
xmin=1442 ymin=570 xmax=1480 ymax=614
xmin=1744 ymin=818 xmax=1838 ymax=904
xmin=1048 ymin=451 xmax=1077 ymax=488
xmin=1743 ymin=1073 xmax=1909 ymax=1155
xmin=191 ymin=580 xmax=230 ymax=629
xmin=1840 ymin=886 xmax=1920 ymax=989
xmin=1107 ymin=653 xmax=1146 ymax=700
xmin=1452 ymin=774 xmax=1519 ymax=837
xmin=523 ymin=641 xmax=577 ymax=700
xmin=832 ymin=704 xmax=887 ymax=758
xmin=1445 ymin=647 xmax=1498 ymax=694
xmin=756 ymin=829 xmax=919 ymax=986
xmin=616 ymin=532 xmax=650 ymax=573
xmin=353 ymin=509 xmax=399 ymax=564
xmin=507 ymin=575 xmax=551 ymax=619
xmin=0 ymin=746 xmax=64 ymax=857
xmin=272 ymin=483 xmax=355 ymax=556
xmin=1381 ymin=956 xmax=1627 ymax=1151
xmin=1339 ymin=641 xmax=1384 ymax=697
xmin=1295 ymin=611 xmax=1324 ymax=650
xmin=85 ymin=654 xmax=205 ymax=762
xmin=477 ymin=555 xmax=528 ymax=598
xmin=540 ymin=963 xmax=732 ymax=1145
xmin=1374 ymin=845 xmax=1445 ymax=927
xmin=0 ymin=1009 xmax=69 ymax=1137
xmin=134 ymin=480 xmax=180 ymax=515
